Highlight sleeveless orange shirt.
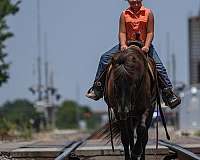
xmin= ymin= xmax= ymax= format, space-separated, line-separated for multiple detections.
xmin=123 ymin=6 xmax=151 ymax=43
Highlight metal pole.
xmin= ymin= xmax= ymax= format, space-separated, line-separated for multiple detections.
xmin=172 ymin=41 xmax=176 ymax=87
xmin=44 ymin=33 xmax=49 ymax=102
xmin=172 ymin=53 xmax=176 ymax=87
xmin=166 ymin=32 xmax=171 ymax=78
xmin=37 ymin=0 xmax=42 ymax=101
xmin=76 ymin=83 xmax=80 ymax=128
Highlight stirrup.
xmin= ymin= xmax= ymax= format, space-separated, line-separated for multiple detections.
xmin=162 ymin=88 xmax=181 ymax=109
xmin=85 ymin=87 xmax=102 ymax=101
xmin=168 ymin=96 xmax=181 ymax=109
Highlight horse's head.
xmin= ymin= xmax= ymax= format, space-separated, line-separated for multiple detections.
xmin=106 ymin=46 xmax=148 ymax=116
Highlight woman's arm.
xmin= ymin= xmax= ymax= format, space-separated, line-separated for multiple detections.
xmin=119 ymin=12 xmax=128 ymax=51
xmin=142 ymin=10 xmax=154 ymax=53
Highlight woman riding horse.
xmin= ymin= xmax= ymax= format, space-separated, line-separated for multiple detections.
xmin=86 ymin=0 xmax=181 ymax=109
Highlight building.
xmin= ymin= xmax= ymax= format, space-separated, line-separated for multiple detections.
xmin=178 ymin=11 xmax=200 ymax=131
xmin=179 ymin=87 xmax=200 ymax=131
xmin=188 ymin=15 xmax=200 ymax=85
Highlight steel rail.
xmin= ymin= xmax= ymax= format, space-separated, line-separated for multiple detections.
xmin=55 ymin=141 xmax=82 ymax=160
xmin=159 ymin=140 xmax=200 ymax=160
xmin=55 ymin=127 xmax=104 ymax=160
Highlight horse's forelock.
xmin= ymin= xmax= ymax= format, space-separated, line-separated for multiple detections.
xmin=111 ymin=46 xmax=145 ymax=66
xmin=111 ymin=51 xmax=126 ymax=65
xmin=111 ymin=47 xmax=146 ymax=82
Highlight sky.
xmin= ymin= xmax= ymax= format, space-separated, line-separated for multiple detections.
xmin=0 ymin=0 xmax=199 ymax=110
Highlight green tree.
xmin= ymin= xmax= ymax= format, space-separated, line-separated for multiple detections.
xmin=0 ymin=99 xmax=40 ymax=132
xmin=55 ymin=100 xmax=101 ymax=129
xmin=80 ymin=105 xmax=101 ymax=129
xmin=0 ymin=117 xmax=15 ymax=140
xmin=56 ymin=100 xmax=79 ymax=129
xmin=0 ymin=0 xmax=20 ymax=86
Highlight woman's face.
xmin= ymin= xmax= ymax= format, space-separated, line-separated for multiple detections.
xmin=128 ymin=0 xmax=142 ymax=11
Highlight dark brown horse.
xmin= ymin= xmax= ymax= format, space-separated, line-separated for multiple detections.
xmin=104 ymin=45 xmax=157 ymax=160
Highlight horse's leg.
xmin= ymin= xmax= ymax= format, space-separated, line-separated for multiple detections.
xmin=120 ymin=120 xmax=131 ymax=160
xmin=131 ymin=124 xmax=146 ymax=160
xmin=131 ymin=108 xmax=151 ymax=160
xmin=140 ymin=106 xmax=155 ymax=160
xmin=128 ymin=117 xmax=136 ymax=159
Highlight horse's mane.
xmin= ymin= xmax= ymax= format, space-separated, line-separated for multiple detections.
xmin=105 ymin=46 xmax=149 ymax=118
xmin=110 ymin=46 xmax=148 ymax=90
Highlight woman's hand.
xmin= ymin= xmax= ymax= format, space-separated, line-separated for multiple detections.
xmin=142 ymin=46 xmax=149 ymax=53
xmin=120 ymin=44 xmax=128 ymax=51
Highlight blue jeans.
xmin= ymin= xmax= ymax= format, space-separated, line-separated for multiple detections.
xmin=94 ymin=44 xmax=173 ymax=88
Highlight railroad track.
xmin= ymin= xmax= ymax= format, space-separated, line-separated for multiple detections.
xmin=0 ymin=130 xmax=200 ymax=160
xmin=55 ymin=136 xmax=91 ymax=160
xmin=159 ymin=140 xmax=200 ymax=160
xmin=0 ymin=140 xmax=86 ymax=160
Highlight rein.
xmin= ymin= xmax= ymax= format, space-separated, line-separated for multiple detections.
xmin=155 ymin=69 xmax=170 ymax=150
xmin=104 ymin=64 xmax=115 ymax=152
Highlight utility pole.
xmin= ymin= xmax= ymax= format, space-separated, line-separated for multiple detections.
xmin=29 ymin=0 xmax=61 ymax=130
xmin=171 ymin=42 xmax=179 ymax=130
xmin=172 ymin=45 xmax=176 ymax=87
xmin=43 ymin=33 xmax=59 ymax=128
xmin=44 ymin=33 xmax=49 ymax=103
xmin=48 ymin=70 xmax=56 ymax=127
xmin=166 ymin=32 xmax=171 ymax=78
xmin=76 ymin=83 xmax=80 ymax=128
xmin=37 ymin=0 xmax=42 ymax=101
xmin=199 ymin=2 xmax=200 ymax=16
